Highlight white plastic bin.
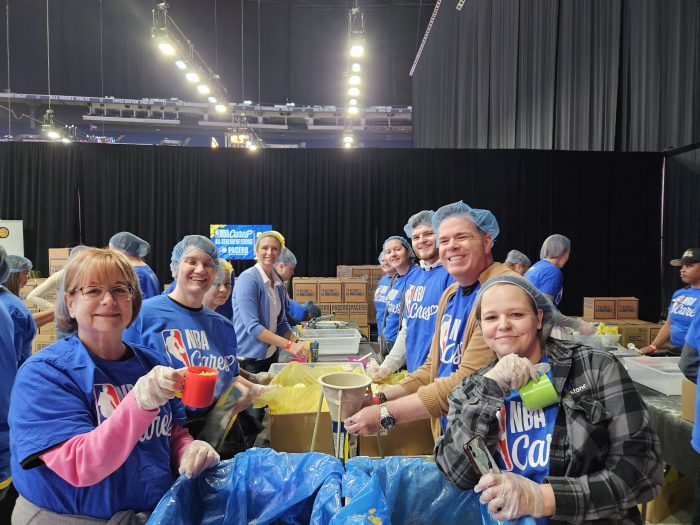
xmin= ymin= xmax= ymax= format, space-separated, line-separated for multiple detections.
xmin=300 ymin=329 xmax=361 ymax=356
xmin=622 ymin=356 xmax=683 ymax=395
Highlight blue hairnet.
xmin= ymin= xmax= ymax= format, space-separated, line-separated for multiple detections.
xmin=0 ymin=245 xmax=8 ymax=285
xmin=8 ymin=255 xmax=32 ymax=273
xmin=505 ymin=250 xmax=531 ymax=267
xmin=170 ymin=235 xmax=218 ymax=274
xmin=475 ymin=274 xmax=556 ymax=345
xmin=403 ymin=210 xmax=435 ymax=238
xmin=109 ymin=231 xmax=150 ymax=258
xmin=540 ymin=234 xmax=571 ymax=259
xmin=277 ymin=247 xmax=297 ymax=265
xmin=382 ymin=235 xmax=414 ymax=259
xmin=377 ymin=251 xmax=385 ymax=263
xmin=431 ymin=201 xmax=500 ymax=246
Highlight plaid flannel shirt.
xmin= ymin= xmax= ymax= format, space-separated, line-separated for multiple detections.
xmin=435 ymin=340 xmax=663 ymax=524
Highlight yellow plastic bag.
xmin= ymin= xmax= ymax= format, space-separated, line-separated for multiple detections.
xmin=253 ymin=362 xmax=365 ymax=413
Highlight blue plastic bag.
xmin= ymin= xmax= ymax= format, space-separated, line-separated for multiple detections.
xmin=332 ymin=456 xmax=535 ymax=525
xmin=147 ymin=448 xmax=343 ymax=525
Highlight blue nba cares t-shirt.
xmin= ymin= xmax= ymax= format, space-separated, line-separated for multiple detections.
xmin=9 ymin=336 xmax=185 ymax=518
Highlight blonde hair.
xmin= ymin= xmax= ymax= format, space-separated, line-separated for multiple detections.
xmin=55 ymin=247 xmax=142 ymax=333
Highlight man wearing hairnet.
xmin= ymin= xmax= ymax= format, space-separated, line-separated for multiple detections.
xmin=109 ymin=232 xmax=161 ymax=300
xmin=369 ymin=210 xmax=454 ymax=380
xmin=524 ymin=234 xmax=571 ymax=306
xmin=273 ymin=247 xmax=321 ymax=325
xmin=504 ymin=249 xmax=531 ymax=276
xmin=346 ymin=201 xmax=516 ymax=438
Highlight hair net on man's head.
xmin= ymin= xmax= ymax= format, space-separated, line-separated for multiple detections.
xmin=170 ymin=235 xmax=218 ymax=274
xmin=403 ymin=210 xmax=435 ymax=238
xmin=505 ymin=250 xmax=531 ymax=267
xmin=0 ymin=245 xmax=8 ymax=285
xmin=109 ymin=231 xmax=150 ymax=258
xmin=382 ymin=235 xmax=414 ymax=259
xmin=540 ymin=234 xmax=571 ymax=260
xmin=475 ymin=274 xmax=556 ymax=345
xmin=255 ymin=230 xmax=285 ymax=251
xmin=277 ymin=247 xmax=297 ymax=266
xmin=8 ymin=255 xmax=32 ymax=273
xmin=377 ymin=251 xmax=386 ymax=264
xmin=431 ymin=201 xmax=499 ymax=246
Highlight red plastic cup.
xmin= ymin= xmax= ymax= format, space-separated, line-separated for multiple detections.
xmin=181 ymin=366 xmax=218 ymax=408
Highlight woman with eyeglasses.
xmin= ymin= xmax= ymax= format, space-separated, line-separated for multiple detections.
xmin=9 ymin=247 xmax=219 ymax=524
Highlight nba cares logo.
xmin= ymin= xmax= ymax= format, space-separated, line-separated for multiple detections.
xmin=94 ymin=384 xmax=125 ymax=424
xmin=161 ymin=329 xmax=191 ymax=366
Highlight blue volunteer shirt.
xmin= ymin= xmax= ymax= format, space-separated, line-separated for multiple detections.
xmin=382 ymin=266 xmax=420 ymax=343
xmin=495 ymin=357 xmax=558 ymax=525
xmin=403 ymin=264 xmax=454 ymax=372
xmin=134 ymin=264 xmax=161 ymax=300
xmin=0 ymin=290 xmax=36 ymax=367
xmin=374 ymin=275 xmax=393 ymax=327
xmin=669 ymin=287 xmax=700 ymax=347
xmin=525 ymin=260 xmax=564 ymax=305
xmin=124 ymin=294 xmax=239 ymax=417
xmin=688 ymin=316 xmax=700 ymax=453
xmin=437 ymin=284 xmax=481 ymax=430
xmin=0 ymin=301 xmax=16 ymax=486
xmin=9 ymin=336 xmax=185 ymax=519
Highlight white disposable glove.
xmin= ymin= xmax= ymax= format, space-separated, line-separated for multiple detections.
xmin=250 ymin=383 xmax=281 ymax=397
xmin=367 ymin=366 xmax=391 ymax=381
xmin=178 ymin=440 xmax=220 ymax=478
xmin=132 ymin=366 xmax=184 ymax=411
xmin=576 ymin=320 xmax=597 ymax=336
xmin=475 ymin=472 xmax=544 ymax=521
xmin=253 ymin=371 xmax=274 ymax=385
xmin=484 ymin=353 xmax=539 ymax=390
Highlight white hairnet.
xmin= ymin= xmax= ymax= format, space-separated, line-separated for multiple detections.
xmin=540 ymin=234 xmax=571 ymax=259
xmin=109 ymin=231 xmax=150 ymax=258
xmin=505 ymin=250 xmax=531 ymax=267
xmin=431 ymin=201 xmax=499 ymax=246
xmin=8 ymin=255 xmax=32 ymax=273
xmin=403 ymin=210 xmax=435 ymax=238
xmin=377 ymin=251 xmax=386 ymax=263
xmin=277 ymin=247 xmax=297 ymax=265
xmin=170 ymin=235 xmax=218 ymax=274
xmin=69 ymin=245 xmax=88 ymax=260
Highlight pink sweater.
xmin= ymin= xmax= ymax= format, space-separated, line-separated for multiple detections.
xmin=41 ymin=391 xmax=193 ymax=487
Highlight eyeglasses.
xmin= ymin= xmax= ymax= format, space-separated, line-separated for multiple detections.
xmin=73 ymin=285 xmax=133 ymax=301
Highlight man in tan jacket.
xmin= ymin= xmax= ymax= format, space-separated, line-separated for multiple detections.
xmin=346 ymin=201 xmax=517 ymax=438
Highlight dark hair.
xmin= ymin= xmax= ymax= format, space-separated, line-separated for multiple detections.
xmin=5 ymin=273 xmax=21 ymax=296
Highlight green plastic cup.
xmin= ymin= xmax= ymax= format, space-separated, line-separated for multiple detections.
xmin=518 ymin=373 xmax=559 ymax=410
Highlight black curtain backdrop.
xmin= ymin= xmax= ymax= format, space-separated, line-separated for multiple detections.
xmin=413 ymin=0 xmax=699 ymax=151
xmin=0 ymin=143 xmax=664 ymax=320
xmin=0 ymin=0 xmax=431 ymax=107
xmin=662 ymin=144 xmax=700 ymax=319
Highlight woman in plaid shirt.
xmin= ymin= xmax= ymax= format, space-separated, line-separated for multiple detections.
xmin=435 ymin=275 xmax=663 ymax=524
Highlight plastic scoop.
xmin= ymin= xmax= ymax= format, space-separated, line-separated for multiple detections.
xmin=181 ymin=366 xmax=219 ymax=408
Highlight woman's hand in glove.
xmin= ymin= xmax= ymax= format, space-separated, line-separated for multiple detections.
xmin=475 ymin=472 xmax=552 ymax=521
xmin=178 ymin=440 xmax=220 ymax=478
xmin=484 ymin=353 xmax=538 ymax=391
xmin=367 ymin=365 xmax=391 ymax=381
xmin=132 ymin=366 xmax=185 ymax=411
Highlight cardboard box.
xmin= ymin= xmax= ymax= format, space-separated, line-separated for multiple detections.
xmin=643 ymin=470 xmax=693 ymax=523
xmin=292 ymin=278 xmax=318 ymax=303
xmin=318 ymin=278 xmax=343 ymax=303
xmin=346 ymin=303 xmax=369 ymax=325
xmin=357 ymin=325 xmax=370 ymax=340
xmin=583 ymin=297 xmax=617 ymax=319
xmin=39 ymin=322 xmax=57 ymax=336
xmin=616 ymin=297 xmax=639 ymax=319
xmin=336 ymin=265 xmax=381 ymax=281
xmin=32 ymin=334 xmax=56 ymax=354
xmin=682 ymin=378 xmax=696 ymax=423
xmin=48 ymin=248 xmax=71 ymax=275
xmin=584 ymin=318 xmax=658 ymax=348
xmin=370 ymin=269 xmax=385 ymax=288
xmin=269 ymin=411 xmax=335 ymax=455
xmin=359 ymin=419 xmax=435 ymax=456
xmin=343 ymin=278 xmax=368 ymax=303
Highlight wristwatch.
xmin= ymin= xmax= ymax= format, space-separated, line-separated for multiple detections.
xmin=379 ymin=403 xmax=396 ymax=430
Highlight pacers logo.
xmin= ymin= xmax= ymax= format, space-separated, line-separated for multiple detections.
xmin=0 ymin=227 xmax=8 ymax=238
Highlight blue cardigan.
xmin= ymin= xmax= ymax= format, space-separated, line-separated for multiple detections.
xmin=233 ymin=265 xmax=292 ymax=360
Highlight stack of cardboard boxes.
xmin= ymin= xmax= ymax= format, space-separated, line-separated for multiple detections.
xmin=582 ymin=297 xmax=662 ymax=348
xmin=336 ymin=265 xmax=384 ymax=325
xmin=292 ymin=276 xmax=371 ymax=339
